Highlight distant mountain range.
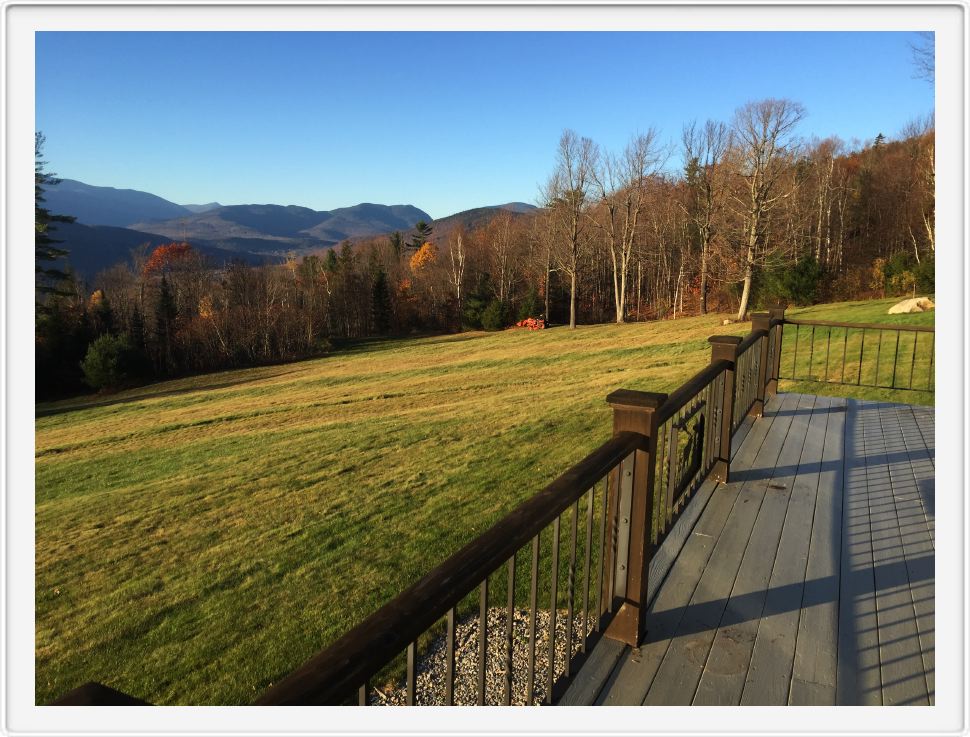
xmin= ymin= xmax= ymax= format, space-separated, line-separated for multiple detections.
xmin=431 ymin=203 xmax=536 ymax=237
xmin=42 ymin=178 xmax=536 ymax=279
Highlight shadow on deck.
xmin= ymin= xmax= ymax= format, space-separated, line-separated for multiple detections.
xmin=560 ymin=392 xmax=935 ymax=706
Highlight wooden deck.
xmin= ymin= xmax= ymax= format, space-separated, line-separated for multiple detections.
xmin=561 ymin=392 xmax=935 ymax=706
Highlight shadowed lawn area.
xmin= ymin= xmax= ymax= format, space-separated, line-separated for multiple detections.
xmin=34 ymin=297 xmax=933 ymax=704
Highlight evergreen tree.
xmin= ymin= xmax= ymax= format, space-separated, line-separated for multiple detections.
xmin=371 ymin=268 xmax=392 ymax=334
xmin=35 ymin=133 xmax=76 ymax=310
xmin=155 ymin=275 xmax=177 ymax=373
xmin=389 ymin=231 xmax=404 ymax=258
xmin=324 ymin=248 xmax=339 ymax=273
xmin=408 ymin=221 xmax=433 ymax=251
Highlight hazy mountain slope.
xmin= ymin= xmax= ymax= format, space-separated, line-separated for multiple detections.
xmin=137 ymin=202 xmax=432 ymax=248
xmin=300 ymin=203 xmax=431 ymax=241
xmin=50 ymin=221 xmax=273 ymax=279
xmin=44 ymin=179 xmax=192 ymax=227
xmin=183 ymin=202 xmax=222 ymax=213
xmin=431 ymin=203 xmax=537 ymax=238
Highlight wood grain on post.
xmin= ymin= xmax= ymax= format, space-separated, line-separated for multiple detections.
xmin=602 ymin=389 xmax=667 ymax=647
xmin=709 ymin=336 xmax=742 ymax=483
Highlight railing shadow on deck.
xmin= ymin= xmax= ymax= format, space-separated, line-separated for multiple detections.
xmin=51 ymin=309 xmax=935 ymax=706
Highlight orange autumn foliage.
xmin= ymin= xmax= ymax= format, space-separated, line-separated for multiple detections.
xmin=409 ymin=242 xmax=438 ymax=272
xmin=143 ymin=242 xmax=195 ymax=276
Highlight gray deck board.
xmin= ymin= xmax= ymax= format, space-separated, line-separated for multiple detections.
xmin=789 ymin=395 xmax=846 ymax=705
xmin=560 ymin=392 xmax=934 ymax=707
xmin=692 ymin=394 xmax=814 ymax=705
xmin=596 ymin=403 xmax=783 ymax=705
xmin=740 ymin=394 xmax=830 ymax=705
xmin=642 ymin=393 xmax=803 ymax=705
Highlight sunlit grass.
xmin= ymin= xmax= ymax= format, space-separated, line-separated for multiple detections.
xmin=35 ymin=297 xmax=933 ymax=704
xmin=781 ymin=299 xmax=935 ymax=405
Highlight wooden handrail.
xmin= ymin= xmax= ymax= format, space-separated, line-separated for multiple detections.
xmin=257 ymin=430 xmax=645 ymax=705
xmin=736 ymin=328 xmax=768 ymax=356
xmin=657 ymin=359 xmax=730 ymax=426
xmin=784 ymin=318 xmax=934 ymax=333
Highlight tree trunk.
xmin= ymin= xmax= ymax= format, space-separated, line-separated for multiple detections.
xmin=544 ymin=248 xmax=551 ymax=322
xmin=569 ymin=270 xmax=577 ymax=329
xmin=699 ymin=237 xmax=709 ymax=315
xmin=736 ymin=256 xmax=753 ymax=322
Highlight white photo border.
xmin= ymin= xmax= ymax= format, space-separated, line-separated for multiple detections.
xmin=3 ymin=3 xmax=965 ymax=735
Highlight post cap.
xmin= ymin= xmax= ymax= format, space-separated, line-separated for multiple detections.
xmin=708 ymin=335 xmax=743 ymax=345
xmin=606 ymin=389 xmax=668 ymax=410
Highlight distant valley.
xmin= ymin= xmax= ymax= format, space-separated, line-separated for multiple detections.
xmin=44 ymin=178 xmax=535 ymax=278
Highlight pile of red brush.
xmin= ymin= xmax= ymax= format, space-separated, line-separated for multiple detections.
xmin=513 ymin=317 xmax=545 ymax=330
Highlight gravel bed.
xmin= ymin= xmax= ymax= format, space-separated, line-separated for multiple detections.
xmin=366 ymin=607 xmax=589 ymax=706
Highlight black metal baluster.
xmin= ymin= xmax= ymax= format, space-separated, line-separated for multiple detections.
xmin=841 ymin=327 xmax=849 ymax=384
xmin=546 ymin=515 xmax=561 ymax=704
xmin=857 ymin=329 xmax=866 ymax=385
xmin=807 ymin=325 xmax=816 ymax=380
xmin=446 ymin=607 xmax=456 ymax=705
xmin=595 ymin=476 xmax=608 ymax=628
xmin=704 ymin=377 xmax=715 ymax=472
xmin=874 ymin=330 xmax=883 ymax=387
xmin=582 ymin=488 xmax=593 ymax=648
xmin=406 ymin=641 xmax=417 ymax=706
xmin=929 ymin=333 xmax=934 ymax=390
xmin=504 ymin=557 xmax=514 ymax=706
xmin=478 ymin=579 xmax=488 ymax=705
xmin=527 ymin=534 xmax=540 ymax=704
xmin=891 ymin=329 xmax=900 ymax=389
xmin=824 ymin=327 xmax=832 ymax=383
xmin=565 ymin=500 xmax=578 ymax=677
xmin=792 ymin=324 xmax=800 ymax=379
xmin=909 ymin=331 xmax=918 ymax=390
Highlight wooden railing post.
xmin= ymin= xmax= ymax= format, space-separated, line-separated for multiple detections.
xmin=709 ymin=335 xmax=741 ymax=483
xmin=766 ymin=305 xmax=786 ymax=396
xmin=750 ymin=312 xmax=771 ymax=417
xmin=603 ymin=389 xmax=667 ymax=647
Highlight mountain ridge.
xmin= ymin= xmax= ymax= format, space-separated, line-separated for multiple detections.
xmin=42 ymin=178 xmax=539 ymax=279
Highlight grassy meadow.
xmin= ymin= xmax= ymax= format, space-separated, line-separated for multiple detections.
xmin=35 ymin=297 xmax=933 ymax=704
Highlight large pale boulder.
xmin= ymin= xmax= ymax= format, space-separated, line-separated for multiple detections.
xmin=888 ymin=297 xmax=935 ymax=314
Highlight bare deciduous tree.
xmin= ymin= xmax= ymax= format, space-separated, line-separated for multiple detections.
xmin=591 ymin=130 xmax=666 ymax=322
xmin=542 ymin=129 xmax=595 ymax=329
xmin=910 ymin=31 xmax=934 ymax=83
xmin=729 ymin=98 xmax=806 ymax=320
xmin=681 ymin=120 xmax=730 ymax=314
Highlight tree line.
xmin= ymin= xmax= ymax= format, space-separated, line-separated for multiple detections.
xmin=36 ymin=97 xmax=935 ymax=397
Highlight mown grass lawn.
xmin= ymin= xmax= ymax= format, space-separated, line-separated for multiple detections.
xmin=34 ymin=297 xmax=933 ymax=704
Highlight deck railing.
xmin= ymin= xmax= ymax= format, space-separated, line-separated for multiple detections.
xmin=778 ymin=318 xmax=934 ymax=393
xmin=250 ymin=311 xmax=783 ymax=706
xmin=53 ymin=306 xmax=933 ymax=706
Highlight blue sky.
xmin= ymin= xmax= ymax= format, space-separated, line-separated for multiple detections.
xmin=36 ymin=31 xmax=933 ymax=219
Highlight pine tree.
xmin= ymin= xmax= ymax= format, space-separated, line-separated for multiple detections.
xmin=371 ymin=268 xmax=392 ymax=334
xmin=155 ymin=275 xmax=177 ymax=374
xmin=408 ymin=221 xmax=433 ymax=251
xmin=35 ymin=133 xmax=76 ymax=310
xmin=324 ymin=248 xmax=339 ymax=273
xmin=389 ymin=231 xmax=404 ymax=258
